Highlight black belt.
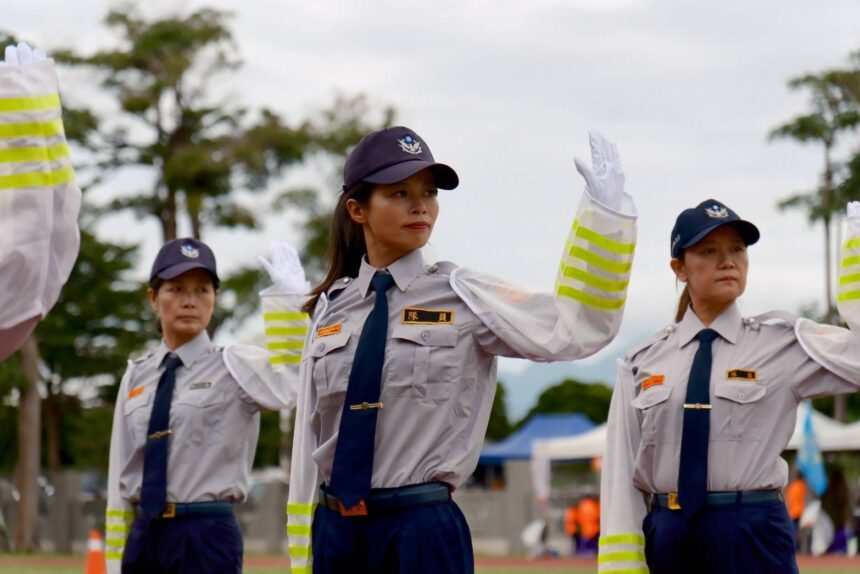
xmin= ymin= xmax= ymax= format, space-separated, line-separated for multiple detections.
xmin=652 ymin=490 xmax=783 ymax=511
xmin=137 ymin=501 xmax=234 ymax=519
xmin=319 ymin=482 xmax=451 ymax=517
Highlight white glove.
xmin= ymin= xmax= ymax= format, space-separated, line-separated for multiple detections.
xmin=1 ymin=42 xmax=47 ymax=67
xmin=573 ymin=130 xmax=625 ymax=212
xmin=259 ymin=242 xmax=309 ymax=294
xmin=847 ymin=201 xmax=860 ymax=219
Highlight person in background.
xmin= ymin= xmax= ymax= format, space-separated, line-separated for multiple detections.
xmin=785 ymin=470 xmax=807 ymax=548
xmin=564 ymin=502 xmax=579 ymax=555
xmin=0 ymin=42 xmax=81 ymax=361
xmin=575 ymin=494 xmax=600 ymax=555
xmin=821 ymin=467 xmax=851 ymax=554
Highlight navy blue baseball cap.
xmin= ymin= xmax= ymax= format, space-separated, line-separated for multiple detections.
xmin=670 ymin=199 xmax=760 ymax=258
xmin=149 ymin=238 xmax=220 ymax=288
xmin=343 ymin=126 xmax=459 ymax=191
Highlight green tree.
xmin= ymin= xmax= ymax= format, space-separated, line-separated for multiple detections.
xmin=518 ymin=379 xmax=613 ymax=428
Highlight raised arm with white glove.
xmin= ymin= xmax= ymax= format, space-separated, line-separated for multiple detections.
xmin=0 ymin=42 xmax=81 ymax=361
xmin=258 ymin=242 xmax=311 ymax=369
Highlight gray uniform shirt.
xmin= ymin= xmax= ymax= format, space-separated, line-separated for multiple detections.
xmin=111 ymin=331 xmax=263 ymax=505
xmin=308 ymin=249 xmax=519 ymax=488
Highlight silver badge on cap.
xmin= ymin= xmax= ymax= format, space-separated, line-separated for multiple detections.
xmin=398 ymin=135 xmax=423 ymax=155
xmin=705 ymin=204 xmax=729 ymax=218
xmin=181 ymin=244 xmax=200 ymax=259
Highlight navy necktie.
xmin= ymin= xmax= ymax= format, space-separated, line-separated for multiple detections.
xmin=330 ymin=272 xmax=395 ymax=508
xmin=678 ymin=328 xmax=718 ymax=517
xmin=140 ymin=353 xmax=183 ymax=517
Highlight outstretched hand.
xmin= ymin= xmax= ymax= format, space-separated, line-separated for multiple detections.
xmin=1 ymin=42 xmax=47 ymax=67
xmin=259 ymin=242 xmax=308 ymax=294
xmin=848 ymin=201 xmax=860 ymax=219
xmin=573 ymin=130 xmax=625 ymax=211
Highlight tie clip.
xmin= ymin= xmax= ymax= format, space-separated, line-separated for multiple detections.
xmin=683 ymin=403 xmax=712 ymax=410
xmin=349 ymin=402 xmax=384 ymax=411
xmin=147 ymin=429 xmax=173 ymax=440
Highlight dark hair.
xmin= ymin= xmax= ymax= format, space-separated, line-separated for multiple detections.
xmin=303 ymin=182 xmax=374 ymax=314
xmin=674 ymin=251 xmax=691 ymax=322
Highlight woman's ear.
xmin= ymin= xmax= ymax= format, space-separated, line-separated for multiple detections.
xmin=670 ymin=258 xmax=687 ymax=283
xmin=346 ymin=197 xmax=368 ymax=224
xmin=147 ymin=287 xmax=159 ymax=313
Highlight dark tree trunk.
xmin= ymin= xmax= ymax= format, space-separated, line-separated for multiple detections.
xmin=14 ymin=335 xmax=41 ymax=552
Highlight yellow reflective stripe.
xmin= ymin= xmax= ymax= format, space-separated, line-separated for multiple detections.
xmin=0 ymin=118 xmax=64 ymax=139
xmin=841 ymin=254 xmax=860 ymax=268
xmin=106 ymin=509 xmax=135 ymax=521
xmin=598 ymin=550 xmax=646 ymax=563
xmin=287 ymin=502 xmax=317 ymax=515
xmin=270 ymin=354 xmax=302 ymax=365
xmin=265 ymin=326 xmax=308 ymax=336
xmin=599 ymin=534 xmax=645 ymax=546
xmin=840 ymin=272 xmax=860 ymax=286
xmin=289 ymin=544 xmax=311 ymax=558
xmin=574 ymin=219 xmax=635 ymax=255
xmin=291 ymin=566 xmax=313 ymax=574
xmin=0 ymin=142 xmax=69 ymax=163
xmin=105 ymin=524 xmax=128 ymax=534
xmin=569 ymin=246 xmax=632 ymax=274
xmin=844 ymin=237 xmax=860 ymax=250
xmin=267 ymin=341 xmax=304 ymax=351
xmin=557 ymin=285 xmax=625 ymax=310
xmin=837 ymin=290 xmax=860 ymax=302
xmin=287 ymin=524 xmax=312 ymax=536
xmin=562 ymin=265 xmax=629 ymax=292
xmin=105 ymin=537 xmax=126 ymax=549
xmin=106 ymin=552 xmax=123 ymax=560
xmin=0 ymin=93 xmax=60 ymax=112
xmin=599 ymin=568 xmax=649 ymax=574
xmin=0 ymin=166 xmax=74 ymax=190
xmin=264 ymin=312 xmax=309 ymax=322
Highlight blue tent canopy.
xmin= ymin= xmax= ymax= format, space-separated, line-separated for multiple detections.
xmin=478 ymin=413 xmax=595 ymax=465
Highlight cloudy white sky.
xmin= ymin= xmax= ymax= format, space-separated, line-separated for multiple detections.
xmin=9 ymin=1 xmax=860 ymax=415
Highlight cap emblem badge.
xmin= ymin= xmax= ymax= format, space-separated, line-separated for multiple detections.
xmin=705 ymin=205 xmax=729 ymax=218
xmin=398 ymin=135 xmax=423 ymax=155
xmin=181 ymin=244 xmax=200 ymax=259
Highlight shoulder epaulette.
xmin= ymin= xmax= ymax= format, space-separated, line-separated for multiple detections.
xmin=626 ymin=324 xmax=675 ymax=361
xmin=130 ymin=350 xmax=155 ymax=365
xmin=426 ymin=260 xmax=458 ymax=276
xmin=326 ymin=276 xmax=353 ymax=299
xmin=744 ymin=310 xmax=798 ymax=330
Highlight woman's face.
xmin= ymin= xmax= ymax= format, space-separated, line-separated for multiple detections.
xmin=671 ymin=225 xmax=749 ymax=309
xmin=147 ymin=268 xmax=217 ymax=344
xmin=348 ymin=168 xmax=439 ymax=265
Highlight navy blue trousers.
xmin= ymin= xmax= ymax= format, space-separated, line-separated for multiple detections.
xmin=121 ymin=514 xmax=243 ymax=573
xmin=312 ymin=499 xmax=474 ymax=574
xmin=644 ymin=500 xmax=798 ymax=574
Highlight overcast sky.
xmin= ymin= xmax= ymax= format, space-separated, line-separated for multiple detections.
xmin=9 ymin=1 xmax=860 ymax=411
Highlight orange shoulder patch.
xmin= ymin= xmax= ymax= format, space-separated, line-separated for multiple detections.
xmin=642 ymin=375 xmax=665 ymax=390
xmin=317 ymin=323 xmax=342 ymax=337
xmin=128 ymin=386 xmax=144 ymax=399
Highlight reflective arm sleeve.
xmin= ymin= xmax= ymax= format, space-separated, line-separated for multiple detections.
xmin=598 ymin=360 xmax=649 ymax=574
xmin=105 ymin=364 xmax=136 ymax=574
xmin=0 ymin=59 xmax=81 ymax=357
xmin=794 ymin=215 xmax=860 ymax=388
xmin=450 ymin=190 xmax=636 ymax=361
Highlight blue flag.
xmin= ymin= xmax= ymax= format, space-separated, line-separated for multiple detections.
xmin=797 ymin=401 xmax=828 ymax=496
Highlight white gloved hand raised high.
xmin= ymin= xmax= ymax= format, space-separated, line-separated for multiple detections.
xmin=847 ymin=201 xmax=860 ymax=220
xmin=573 ymin=130 xmax=626 ymax=212
xmin=259 ymin=241 xmax=309 ymax=294
xmin=1 ymin=42 xmax=47 ymax=67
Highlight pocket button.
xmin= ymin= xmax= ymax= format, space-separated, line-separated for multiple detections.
xmin=420 ymin=331 xmax=431 ymax=342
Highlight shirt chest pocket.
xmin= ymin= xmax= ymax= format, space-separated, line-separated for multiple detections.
xmin=123 ymin=388 xmax=154 ymax=447
xmin=631 ymin=386 xmax=674 ymax=445
xmin=173 ymin=387 xmax=227 ymax=446
xmin=713 ymin=379 xmax=767 ymax=441
xmin=309 ymin=331 xmax=353 ymax=402
xmin=385 ymin=324 xmax=459 ymax=402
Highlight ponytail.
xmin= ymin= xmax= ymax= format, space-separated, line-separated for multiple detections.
xmin=675 ymin=285 xmax=691 ymax=322
xmin=302 ymin=182 xmax=373 ymax=314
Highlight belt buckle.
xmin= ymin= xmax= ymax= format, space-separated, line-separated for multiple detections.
xmin=162 ymin=503 xmax=177 ymax=519
xmin=667 ymin=492 xmax=681 ymax=511
xmin=337 ymin=500 xmax=368 ymax=517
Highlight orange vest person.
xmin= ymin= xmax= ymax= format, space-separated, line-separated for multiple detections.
xmin=786 ymin=477 xmax=806 ymax=522
xmin=576 ymin=497 xmax=601 ymax=554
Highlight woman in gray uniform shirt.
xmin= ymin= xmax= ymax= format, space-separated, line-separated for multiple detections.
xmin=260 ymin=126 xmax=640 ymax=574
xmin=599 ymin=199 xmax=860 ymax=574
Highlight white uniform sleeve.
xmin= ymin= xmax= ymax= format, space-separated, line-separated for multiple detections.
xmin=598 ymin=359 xmax=649 ymax=573
xmin=795 ymin=215 xmax=860 ymax=387
xmin=105 ymin=364 xmax=136 ymax=574
xmin=0 ymin=58 xmax=81 ymax=360
xmin=450 ymin=190 xmax=636 ymax=360
xmin=223 ymin=343 xmax=298 ymax=411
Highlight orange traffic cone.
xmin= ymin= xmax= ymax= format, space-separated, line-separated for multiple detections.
xmin=84 ymin=529 xmax=107 ymax=574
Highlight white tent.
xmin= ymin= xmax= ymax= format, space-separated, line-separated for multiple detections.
xmin=531 ymin=406 xmax=860 ymax=501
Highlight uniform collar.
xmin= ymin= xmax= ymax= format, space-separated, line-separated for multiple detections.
xmin=676 ymin=303 xmax=742 ymax=348
xmin=355 ymin=249 xmax=426 ymax=298
xmin=155 ymin=330 xmax=212 ymax=369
